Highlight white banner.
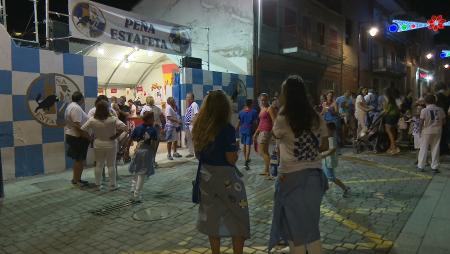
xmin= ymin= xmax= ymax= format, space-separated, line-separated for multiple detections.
xmin=68 ymin=0 xmax=191 ymax=56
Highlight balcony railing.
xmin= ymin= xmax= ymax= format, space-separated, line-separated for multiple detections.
xmin=372 ymin=56 xmax=406 ymax=75
xmin=279 ymin=25 xmax=342 ymax=60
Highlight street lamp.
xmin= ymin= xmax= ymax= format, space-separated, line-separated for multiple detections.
xmin=368 ymin=27 xmax=379 ymax=37
xmin=357 ymin=24 xmax=379 ymax=87
xmin=426 ymin=53 xmax=433 ymax=60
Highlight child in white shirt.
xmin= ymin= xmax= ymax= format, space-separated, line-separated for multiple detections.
xmin=418 ymin=95 xmax=446 ymax=173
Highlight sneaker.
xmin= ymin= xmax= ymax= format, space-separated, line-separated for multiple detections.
xmin=96 ymin=185 xmax=104 ymax=191
xmin=173 ymin=152 xmax=182 ymax=158
xmin=418 ymin=168 xmax=425 ymax=172
xmin=167 ymin=155 xmax=174 ymax=160
xmin=185 ymin=154 xmax=195 ymax=158
xmin=109 ymin=185 xmax=119 ymax=191
xmin=343 ymin=187 xmax=351 ymax=198
xmin=130 ymin=192 xmax=142 ymax=202
xmin=432 ymin=169 xmax=441 ymax=174
xmin=71 ymin=180 xmax=89 ymax=187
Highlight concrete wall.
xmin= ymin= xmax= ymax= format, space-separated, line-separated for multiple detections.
xmin=132 ymin=0 xmax=254 ymax=75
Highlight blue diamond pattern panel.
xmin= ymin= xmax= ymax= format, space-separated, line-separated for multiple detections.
xmin=14 ymin=144 xmax=44 ymax=177
xmin=0 ymin=70 xmax=12 ymax=94
xmin=1 ymin=36 xmax=98 ymax=180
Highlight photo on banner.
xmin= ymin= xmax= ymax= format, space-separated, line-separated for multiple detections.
xmin=68 ymin=0 xmax=192 ymax=56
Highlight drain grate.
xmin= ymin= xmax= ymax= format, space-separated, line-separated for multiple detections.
xmin=89 ymin=200 xmax=140 ymax=216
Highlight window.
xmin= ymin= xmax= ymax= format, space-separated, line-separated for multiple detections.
xmin=284 ymin=8 xmax=297 ymax=26
xmin=328 ymin=28 xmax=338 ymax=49
xmin=317 ymin=22 xmax=325 ymax=45
xmin=345 ymin=19 xmax=353 ymax=45
xmin=303 ymin=16 xmax=311 ymax=48
xmin=263 ymin=0 xmax=277 ymax=27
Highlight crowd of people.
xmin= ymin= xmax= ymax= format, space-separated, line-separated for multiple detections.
xmin=63 ymin=78 xmax=450 ymax=254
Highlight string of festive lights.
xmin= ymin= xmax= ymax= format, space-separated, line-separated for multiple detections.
xmin=440 ymin=50 xmax=450 ymax=59
xmin=388 ymin=15 xmax=449 ymax=33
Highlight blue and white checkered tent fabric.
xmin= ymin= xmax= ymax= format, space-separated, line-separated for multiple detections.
xmin=0 ymin=26 xmax=98 ymax=180
xmin=173 ymin=68 xmax=254 ymax=117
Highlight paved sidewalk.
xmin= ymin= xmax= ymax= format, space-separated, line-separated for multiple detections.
xmin=390 ymin=169 xmax=450 ymax=254
xmin=0 ymin=148 xmax=441 ymax=254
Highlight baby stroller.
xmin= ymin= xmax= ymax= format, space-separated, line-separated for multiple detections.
xmin=353 ymin=112 xmax=390 ymax=154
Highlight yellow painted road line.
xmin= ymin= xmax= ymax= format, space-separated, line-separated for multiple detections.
xmin=341 ymin=155 xmax=432 ymax=180
xmin=322 ymin=207 xmax=394 ymax=249
xmin=339 ymin=207 xmax=404 ymax=214
xmin=343 ymin=177 xmax=427 ymax=184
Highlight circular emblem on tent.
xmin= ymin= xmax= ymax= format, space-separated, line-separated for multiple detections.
xmin=27 ymin=74 xmax=80 ymax=127
xmin=168 ymin=26 xmax=191 ymax=54
xmin=72 ymin=2 xmax=106 ymax=38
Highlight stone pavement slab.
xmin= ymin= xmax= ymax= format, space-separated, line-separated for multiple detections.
xmin=389 ymin=170 xmax=450 ymax=254
xmin=0 ymin=149 xmax=439 ymax=253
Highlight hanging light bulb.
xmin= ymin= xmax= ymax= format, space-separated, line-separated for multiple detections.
xmin=97 ymin=47 xmax=105 ymax=55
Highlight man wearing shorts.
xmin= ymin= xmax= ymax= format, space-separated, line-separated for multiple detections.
xmin=237 ymin=99 xmax=258 ymax=168
xmin=165 ymin=97 xmax=182 ymax=160
xmin=65 ymin=92 xmax=91 ymax=187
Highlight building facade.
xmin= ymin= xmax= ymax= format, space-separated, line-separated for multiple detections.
xmin=257 ymin=0 xmax=436 ymax=100
xmin=256 ymin=0 xmax=345 ymax=101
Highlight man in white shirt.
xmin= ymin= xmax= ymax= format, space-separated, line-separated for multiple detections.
xmin=418 ymin=94 xmax=446 ymax=173
xmin=355 ymin=88 xmax=370 ymax=138
xmin=65 ymin=91 xmax=91 ymax=187
xmin=165 ymin=97 xmax=182 ymax=160
xmin=184 ymin=93 xmax=199 ymax=157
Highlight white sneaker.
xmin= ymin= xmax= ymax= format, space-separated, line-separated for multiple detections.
xmin=131 ymin=192 xmax=142 ymax=202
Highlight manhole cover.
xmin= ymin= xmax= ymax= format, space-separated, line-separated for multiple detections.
xmin=132 ymin=204 xmax=185 ymax=221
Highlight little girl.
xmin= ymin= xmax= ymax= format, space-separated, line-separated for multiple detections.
xmin=129 ymin=111 xmax=158 ymax=201
xmin=321 ymin=122 xmax=350 ymax=197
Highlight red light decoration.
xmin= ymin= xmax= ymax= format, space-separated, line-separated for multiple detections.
xmin=427 ymin=15 xmax=447 ymax=32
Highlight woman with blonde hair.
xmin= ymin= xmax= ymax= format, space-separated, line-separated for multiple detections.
xmin=192 ymin=90 xmax=250 ymax=254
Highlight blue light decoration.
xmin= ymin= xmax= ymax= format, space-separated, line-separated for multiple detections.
xmin=441 ymin=50 xmax=450 ymax=59
xmin=389 ymin=20 xmax=429 ymax=32
xmin=388 ymin=15 xmax=450 ymax=33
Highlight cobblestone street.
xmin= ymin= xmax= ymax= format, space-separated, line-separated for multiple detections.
xmin=0 ymin=149 xmax=437 ymax=254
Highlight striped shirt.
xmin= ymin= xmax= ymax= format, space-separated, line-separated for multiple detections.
xmin=185 ymin=102 xmax=199 ymax=126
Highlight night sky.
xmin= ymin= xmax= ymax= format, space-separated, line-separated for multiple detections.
xmin=3 ymin=0 xmax=450 ymax=44
xmin=4 ymin=0 xmax=140 ymax=41
xmin=410 ymin=0 xmax=450 ymax=44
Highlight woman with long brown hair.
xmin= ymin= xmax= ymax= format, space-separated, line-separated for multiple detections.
xmin=253 ymin=93 xmax=277 ymax=177
xmin=269 ymin=75 xmax=329 ymax=254
xmin=192 ymin=90 xmax=250 ymax=254
xmin=382 ymin=87 xmax=401 ymax=154
xmin=81 ymin=101 xmax=127 ymax=190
